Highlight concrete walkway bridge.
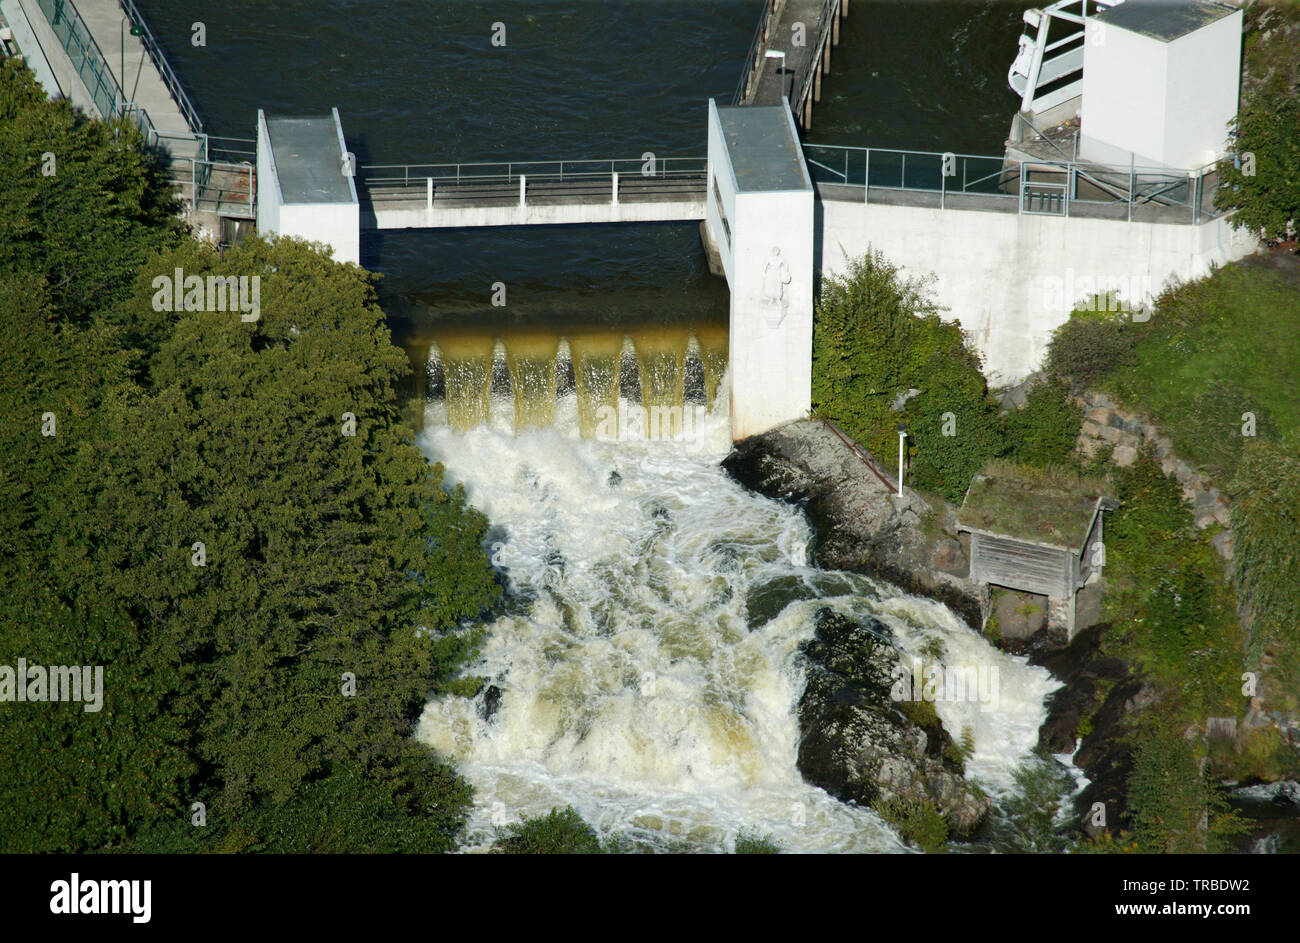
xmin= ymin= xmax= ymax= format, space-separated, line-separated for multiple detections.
xmin=356 ymin=157 xmax=706 ymax=230
xmin=734 ymin=0 xmax=848 ymax=129
xmin=1 ymin=0 xmax=257 ymax=240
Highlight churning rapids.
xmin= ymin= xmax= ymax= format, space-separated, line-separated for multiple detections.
xmin=416 ymin=401 xmax=1061 ymax=853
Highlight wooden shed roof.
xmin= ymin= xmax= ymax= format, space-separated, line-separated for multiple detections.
xmin=957 ymin=468 xmax=1116 ymax=551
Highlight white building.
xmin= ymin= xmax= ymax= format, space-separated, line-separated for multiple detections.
xmin=256 ymin=108 xmax=360 ymax=264
xmin=1080 ymin=0 xmax=1242 ymax=169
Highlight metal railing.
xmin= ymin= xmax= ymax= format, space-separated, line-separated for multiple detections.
xmin=732 ymin=0 xmax=841 ymax=119
xmin=207 ymin=135 xmax=256 ymax=163
xmin=802 ymin=142 xmax=1223 ymax=223
xmin=787 ymin=0 xmax=839 ymax=118
xmin=191 ymin=158 xmax=254 ymax=219
xmin=359 ymin=157 xmax=707 ymax=192
xmin=37 ymin=0 xmax=121 ymax=119
xmin=118 ymin=0 xmax=203 ymax=133
xmin=733 ymin=0 xmax=780 ymax=105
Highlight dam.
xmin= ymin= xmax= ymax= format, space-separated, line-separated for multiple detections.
xmin=254 ymin=0 xmax=1258 ymax=439
xmin=4 ymin=0 xmax=1259 ymax=442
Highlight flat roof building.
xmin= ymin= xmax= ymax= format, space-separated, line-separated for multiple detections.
xmin=256 ymin=108 xmax=360 ymax=264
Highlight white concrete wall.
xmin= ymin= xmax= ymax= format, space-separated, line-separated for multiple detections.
xmin=1080 ymin=23 xmax=1167 ymax=167
xmin=819 ymin=199 xmax=1259 ymax=386
xmin=3 ymin=0 xmax=69 ymax=104
xmin=730 ymin=186 xmax=815 ymax=440
xmin=255 ymin=111 xmax=281 ymax=237
xmin=366 ymin=199 xmax=703 ymax=230
xmin=706 ymin=100 xmax=815 ymax=440
xmin=11 ymin=0 xmax=96 ymax=115
xmin=279 ymin=203 xmax=360 ymax=265
xmin=706 ymin=99 xmax=738 ymax=285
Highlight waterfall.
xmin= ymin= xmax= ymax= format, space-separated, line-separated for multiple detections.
xmin=421 ymin=325 xmax=723 ymax=438
xmin=416 ymin=408 xmax=1059 ymax=853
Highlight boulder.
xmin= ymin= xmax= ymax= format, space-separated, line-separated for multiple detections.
xmin=1112 ymin=445 xmax=1138 ymax=467
xmin=796 ymin=609 xmax=990 ymax=839
xmin=931 ymin=538 xmax=968 ymax=577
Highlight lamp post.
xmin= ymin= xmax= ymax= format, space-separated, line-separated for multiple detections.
xmin=120 ymin=16 xmax=144 ymax=115
xmin=764 ymin=49 xmax=788 ymax=104
xmin=896 ymin=422 xmax=908 ymax=497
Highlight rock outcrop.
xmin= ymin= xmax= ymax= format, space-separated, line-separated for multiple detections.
xmin=723 ymin=418 xmax=982 ymax=628
xmin=796 ymin=608 xmax=990 ymax=838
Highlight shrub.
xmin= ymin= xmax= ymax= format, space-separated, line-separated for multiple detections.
xmin=1002 ymin=380 xmax=1084 ymax=468
xmin=495 ymin=807 xmax=603 ymax=854
xmin=812 ymin=250 xmax=1003 ymax=503
xmin=873 ymin=796 xmax=949 ymax=852
xmin=1231 ymin=440 xmax=1300 ymax=709
xmin=1211 ymin=66 xmax=1300 ymax=240
xmin=1043 ymin=308 xmax=1136 ymax=391
xmin=734 ymin=830 xmax=781 ymax=854
xmin=1126 ymin=732 xmax=1247 ymax=853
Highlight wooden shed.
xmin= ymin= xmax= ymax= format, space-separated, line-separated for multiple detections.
xmin=957 ymin=469 xmax=1118 ymax=640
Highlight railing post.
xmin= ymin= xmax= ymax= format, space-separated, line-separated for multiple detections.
xmin=1128 ymin=153 xmax=1134 ymax=223
xmin=519 ymin=174 xmax=526 ymax=210
xmin=864 ymin=148 xmax=869 ymax=205
xmin=1019 ymin=161 xmax=1026 ymax=214
xmin=611 ymin=171 xmax=619 ymax=206
xmin=427 ymin=177 xmax=433 ymax=212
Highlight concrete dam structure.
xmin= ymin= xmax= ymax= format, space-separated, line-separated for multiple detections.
xmin=251 ymin=0 xmax=1256 ymax=439
xmin=6 ymin=0 xmax=1260 ymax=444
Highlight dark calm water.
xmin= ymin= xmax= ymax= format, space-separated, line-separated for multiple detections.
xmin=136 ymin=0 xmax=1025 ymax=358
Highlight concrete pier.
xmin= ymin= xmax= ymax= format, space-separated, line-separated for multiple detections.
xmin=736 ymin=0 xmax=846 ymax=129
xmin=706 ymin=100 xmax=815 ymax=440
xmin=258 ymin=109 xmax=359 ymax=265
xmin=3 ymin=0 xmax=201 ymax=161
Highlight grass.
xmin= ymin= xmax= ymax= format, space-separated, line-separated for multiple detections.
xmin=1102 ymin=257 xmax=1300 ymax=483
xmin=957 ymin=461 xmax=1109 ymax=546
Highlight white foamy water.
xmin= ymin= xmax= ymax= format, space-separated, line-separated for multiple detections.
xmin=416 ymin=406 xmax=1057 ymax=852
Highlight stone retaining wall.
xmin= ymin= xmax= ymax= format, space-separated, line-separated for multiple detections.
xmin=1072 ymin=390 xmax=1235 ymax=563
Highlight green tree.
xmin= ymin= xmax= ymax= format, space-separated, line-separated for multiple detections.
xmin=812 ymin=250 xmax=1003 ymax=502
xmin=0 ymin=59 xmax=181 ymax=327
xmin=0 ymin=275 xmax=196 ymax=852
xmin=1214 ymin=2 xmax=1300 ymax=243
xmin=0 ymin=57 xmax=501 ymax=850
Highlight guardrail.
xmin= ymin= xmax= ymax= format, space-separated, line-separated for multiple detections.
xmin=37 ymin=0 xmax=120 ymax=119
xmin=732 ymin=0 xmax=780 ymax=105
xmin=787 ymin=0 xmax=839 ymax=120
xmin=118 ymin=0 xmax=203 ymax=132
xmin=358 ymin=157 xmax=707 ymax=191
xmin=802 ymin=143 xmax=1223 ymax=224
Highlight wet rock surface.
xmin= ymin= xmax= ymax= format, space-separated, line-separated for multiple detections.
xmin=796 ymin=608 xmax=991 ymax=838
xmin=723 ymin=419 xmax=982 ymax=629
